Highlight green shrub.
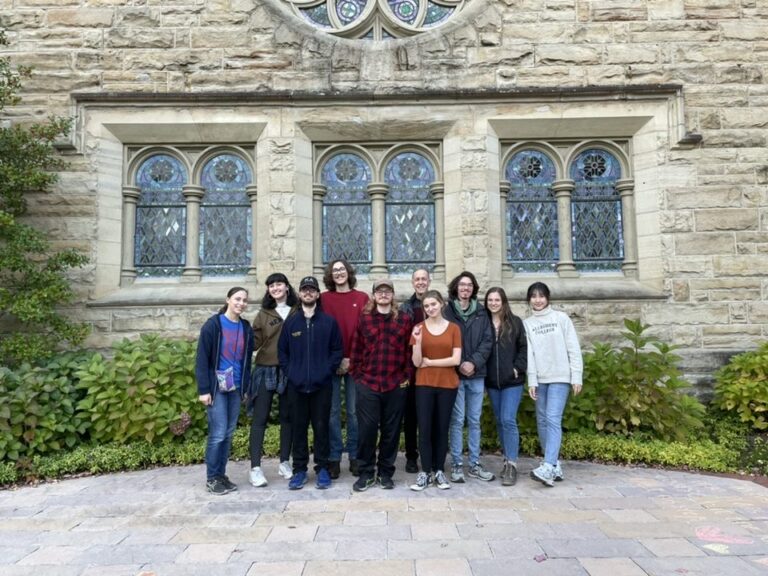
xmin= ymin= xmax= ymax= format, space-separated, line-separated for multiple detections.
xmin=76 ymin=334 xmax=203 ymax=444
xmin=713 ymin=342 xmax=768 ymax=431
xmin=0 ymin=461 xmax=16 ymax=484
xmin=521 ymin=431 xmax=739 ymax=473
xmin=564 ymin=319 xmax=705 ymax=441
xmin=743 ymin=435 xmax=768 ymax=476
xmin=0 ymin=351 xmax=90 ymax=461
xmin=5 ymin=425 xmax=277 ymax=485
xmin=0 ymin=32 xmax=89 ymax=367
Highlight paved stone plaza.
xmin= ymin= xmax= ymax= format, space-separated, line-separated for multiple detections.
xmin=2 ymin=454 xmax=767 ymax=575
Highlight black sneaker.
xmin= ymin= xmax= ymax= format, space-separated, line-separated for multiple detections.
xmin=405 ymin=459 xmax=419 ymax=474
xmin=329 ymin=461 xmax=341 ymax=479
xmin=206 ymin=477 xmax=228 ymax=495
xmin=349 ymin=459 xmax=360 ymax=477
xmin=353 ymin=475 xmax=376 ymax=492
xmin=220 ymin=475 xmax=238 ymax=492
xmin=378 ymin=476 xmax=395 ymax=490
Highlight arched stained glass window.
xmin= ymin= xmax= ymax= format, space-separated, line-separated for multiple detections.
xmin=322 ymin=153 xmax=373 ymax=271
xmin=387 ymin=0 xmax=418 ymax=25
xmin=135 ymin=154 xmax=187 ymax=277
xmin=570 ymin=149 xmax=624 ymax=271
xmin=505 ymin=150 xmax=558 ymax=272
xmin=287 ymin=0 xmax=465 ymax=40
xmin=200 ymin=154 xmax=252 ymax=275
xmin=384 ymin=151 xmax=435 ymax=273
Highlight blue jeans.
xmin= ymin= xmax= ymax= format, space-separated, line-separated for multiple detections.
xmin=449 ymin=377 xmax=484 ymax=466
xmin=329 ymin=374 xmax=357 ymax=461
xmin=487 ymin=386 xmax=523 ymax=462
xmin=534 ymin=382 xmax=571 ymax=466
xmin=205 ymin=390 xmax=241 ymax=480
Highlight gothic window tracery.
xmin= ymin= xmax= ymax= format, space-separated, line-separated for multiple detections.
xmin=135 ymin=154 xmax=187 ymax=277
xmin=127 ymin=147 xmax=255 ymax=281
xmin=321 ymin=152 xmax=373 ymax=271
xmin=384 ymin=151 xmax=436 ymax=273
xmin=505 ymin=149 xmax=558 ymax=272
xmin=316 ymin=143 xmax=441 ymax=275
xmin=502 ymin=141 xmax=633 ymax=277
xmin=200 ymin=154 xmax=253 ymax=275
xmin=570 ymin=148 xmax=624 ymax=271
xmin=285 ymin=0 xmax=465 ymax=40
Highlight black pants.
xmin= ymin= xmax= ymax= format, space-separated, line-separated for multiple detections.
xmin=289 ymin=384 xmax=332 ymax=474
xmin=356 ymin=382 xmax=406 ymax=480
xmin=415 ymin=386 xmax=458 ymax=474
xmin=403 ymin=381 xmax=418 ymax=462
xmin=249 ymin=374 xmax=293 ymax=467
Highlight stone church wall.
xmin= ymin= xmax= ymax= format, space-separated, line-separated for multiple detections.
xmin=1 ymin=0 xmax=766 ymax=389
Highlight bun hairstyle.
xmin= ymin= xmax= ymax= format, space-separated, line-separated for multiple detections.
xmin=219 ymin=286 xmax=248 ymax=314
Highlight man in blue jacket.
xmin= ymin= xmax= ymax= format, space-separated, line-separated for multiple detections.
xmin=278 ymin=276 xmax=343 ymax=490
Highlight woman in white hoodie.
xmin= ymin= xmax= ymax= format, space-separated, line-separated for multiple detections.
xmin=523 ymin=282 xmax=583 ymax=487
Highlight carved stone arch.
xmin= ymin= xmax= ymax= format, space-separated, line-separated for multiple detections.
xmin=564 ymin=140 xmax=630 ymax=180
xmin=128 ymin=146 xmax=190 ymax=187
xmin=565 ymin=139 xmax=632 ymax=275
xmin=501 ymin=141 xmax=564 ymax=182
xmin=280 ymin=0 xmax=467 ymax=40
xmin=315 ymin=144 xmax=376 ymax=185
xmin=379 ymin=143 xmax=440 ymax=184
xmin=192 ymin=145 xmax=255 ymax=185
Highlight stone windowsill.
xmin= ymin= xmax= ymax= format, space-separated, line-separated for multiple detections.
xmin=87 ymin=276 xmax=665 ymax=308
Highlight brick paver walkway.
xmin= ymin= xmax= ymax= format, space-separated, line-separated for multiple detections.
xmin=2 ymin=454 xmax=767 ymax=575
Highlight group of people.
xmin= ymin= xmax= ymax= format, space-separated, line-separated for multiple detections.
xmin=194 ymin=261 xmax=583 ymax=495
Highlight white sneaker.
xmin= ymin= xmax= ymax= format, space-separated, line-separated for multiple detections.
xmin=278 ymin=461 xmax=293 ymax=480
xmin=553 ymin=461 xmax=564 ymax=482
xmin=450 ymin=464 xmax=465 ymax=483
xmin=530 ymin=463 xmax=555 ymax=487
xmin=249 ymin=466 xmax=268 ymax=487
xmin=410 ymin=472 xmax=431 ymax=492
xmin=434 ymin=470 xmax=451 ymax=490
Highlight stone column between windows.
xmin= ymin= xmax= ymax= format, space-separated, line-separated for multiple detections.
xmin=552 ymin=179 xmax=578 ymax=277
xmin=430 ymin=181 xmax=446 ymax=282
xmin=368 ymin=182 xmax=388 ymax=275
xmin=120 ymin=185 xmax=140 ymax=285
xmin=181 ymin=184 xmax=204 ymax=282
xmin=499 ymin=181 xmax=511 ymax=275
xmin=246 ymin=184 xmax=258 ymax=280
xmin=617 ymin=178 xmax=638 ymax=277
xmin=312 ymin=183 xmax=326 ymax=276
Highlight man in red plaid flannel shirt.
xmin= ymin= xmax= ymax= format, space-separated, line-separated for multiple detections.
xmin=349 ymin=279 xmax=413 ymax=491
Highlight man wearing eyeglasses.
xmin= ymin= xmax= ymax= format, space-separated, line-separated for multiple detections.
xmin=320 ymin=259 xmax=370 ymax=478
xmin=349 ymin=279 xmax=412 ymax=491
xmin=443 ymin=271 xmax=495 ymax=483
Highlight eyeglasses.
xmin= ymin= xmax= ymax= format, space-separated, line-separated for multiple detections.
xmin=331 ymin=267 xmax=347 ymax=274
xmin=375 ymin=289 xmax=393 ymax=295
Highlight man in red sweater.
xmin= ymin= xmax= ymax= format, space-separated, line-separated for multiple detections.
xmin=320 ymin=259 xmax=370 ymax=478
